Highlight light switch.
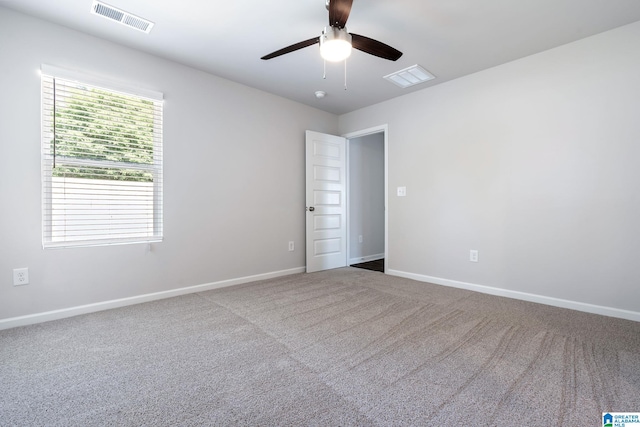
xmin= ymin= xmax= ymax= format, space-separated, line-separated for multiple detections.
xmin=397 ymin=186 xmax=407 ymax=197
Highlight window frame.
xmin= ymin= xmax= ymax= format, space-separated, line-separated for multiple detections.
xmin=41 ymin=65 xmax=164 ymax=249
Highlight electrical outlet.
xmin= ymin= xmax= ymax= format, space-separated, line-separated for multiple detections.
xmin=288 ymin=241 xmax=295 ymax=252
xmin=358 ymin=235 xmax=363 ymax=243
xmin=397 ymin=186 xmax=407 ymax=197
xmin=13 ymin=268 xmax=29 ymax=286
xmin=470 ymin=250 xmax=479 ymax=263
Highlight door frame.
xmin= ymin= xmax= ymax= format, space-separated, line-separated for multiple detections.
xmin=343 ymin=124 xmax=388 ymax=273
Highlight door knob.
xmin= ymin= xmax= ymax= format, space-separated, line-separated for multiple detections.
xmin=308 ymin=206 xmax=315 ymax=212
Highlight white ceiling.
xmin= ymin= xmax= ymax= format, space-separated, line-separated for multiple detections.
xmin=2 ymin=0 xmax=640 ymax=115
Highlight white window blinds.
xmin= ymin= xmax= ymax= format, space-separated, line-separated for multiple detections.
xmin=41 ymin=67 xmax=164 ymax=248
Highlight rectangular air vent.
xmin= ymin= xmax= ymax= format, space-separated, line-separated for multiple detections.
xmin=383 ymin=65 xmax=435 ymax=88
xmin=91 ymin=1 xmax=154 ymax=34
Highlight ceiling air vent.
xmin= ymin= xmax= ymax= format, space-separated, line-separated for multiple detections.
xmin=91 ymin=1 xmax=154 ymax=34
xmin=384 ymin=65 xmax=435 ymax=88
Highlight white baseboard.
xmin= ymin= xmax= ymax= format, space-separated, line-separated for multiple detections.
xmin=5 ymin=266 xmax=636 ymax=331
xmin=349 ymin=253 xmax=384 ymax=265
xmin=387 ymin=269 xmax=640 ymax=323
xmin=0 ymin=267 xmax=305 ymax=331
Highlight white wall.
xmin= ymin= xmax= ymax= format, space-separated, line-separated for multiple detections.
xmin=348 ymin=133 xmax=385 ymax=263
xmin=340 ymin=21 xmax=640 ymax=318
xmin=0 ymin=7 xmax=338 ymax=322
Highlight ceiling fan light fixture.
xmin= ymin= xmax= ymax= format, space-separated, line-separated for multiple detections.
xmin=320 ymin=27 xmax=352 ymax=62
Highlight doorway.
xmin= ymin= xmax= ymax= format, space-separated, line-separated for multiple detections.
xmin=304 ymin=126 xmax=388 ymax=274
xmin=345 ymin=126 xmax=387 ymax=273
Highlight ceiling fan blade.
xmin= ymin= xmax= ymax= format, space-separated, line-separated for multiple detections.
xmin=328 ymin=0 xmax=353 ymax=29
xmin=351 ymin=33 xmax=403 ymax=61
xmin=261 ymin=37 xmax=320 ymax=60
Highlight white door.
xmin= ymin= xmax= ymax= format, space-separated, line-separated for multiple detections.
xmin=305 ymin=130 xmax=347 ymax=273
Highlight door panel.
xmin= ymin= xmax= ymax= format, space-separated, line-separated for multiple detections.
xmin=305 ymin=130 xmax=347 ymax=273
xmin=314 ymin=215 xmax=341 ymax=230
xmin=314 ymin=190 xmax=341 ymax=205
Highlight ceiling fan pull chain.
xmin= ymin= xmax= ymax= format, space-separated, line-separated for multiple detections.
xmin=323 ymin=59 xmax=326 ymax=79
xmin=344 ymin=58 xmax=347 ymax=90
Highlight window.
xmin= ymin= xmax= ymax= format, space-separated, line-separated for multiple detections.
xmin=41 ymin=65 xmax=163 ymax=248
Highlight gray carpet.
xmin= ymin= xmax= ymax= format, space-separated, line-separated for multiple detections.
xmin=1 ymin=267 xmax=639 ymax=426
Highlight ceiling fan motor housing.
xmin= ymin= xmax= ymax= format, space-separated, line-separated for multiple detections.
xmin=320 ymin=26 xmax=353 ymax=62
xmin=261 ymin=0 xmax=402 ymax=62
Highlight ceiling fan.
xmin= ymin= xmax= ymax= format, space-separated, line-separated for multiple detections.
xmin=261 ymin=0 xmax=403 ymax=63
